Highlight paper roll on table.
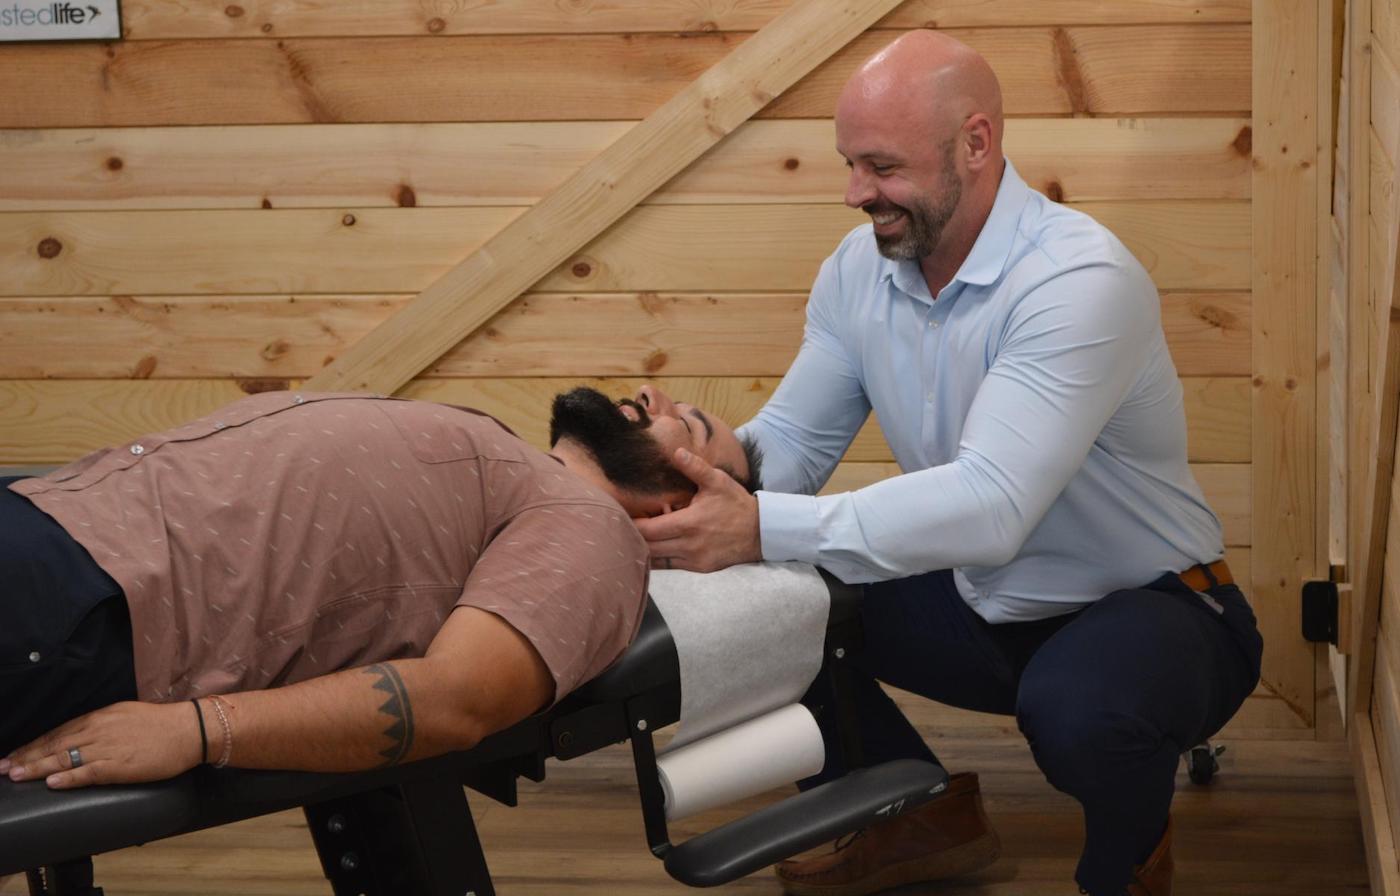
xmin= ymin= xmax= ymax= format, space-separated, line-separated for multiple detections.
xmin=657 ymin=704 xmax=826 ymax=821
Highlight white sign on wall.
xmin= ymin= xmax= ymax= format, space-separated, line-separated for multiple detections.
xmin=0 ymin=0 xmax=121 ymax=42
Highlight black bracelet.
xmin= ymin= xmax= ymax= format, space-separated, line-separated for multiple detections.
xmin=191 ymin=698 xmax=209 ymax=764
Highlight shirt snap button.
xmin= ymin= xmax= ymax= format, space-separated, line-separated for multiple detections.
xmin=293 ymin=395 xmax=305 ymax=404
xmin=130 ymin=444 xmax=145 ymax=455
xmin=28 ymin=651 xmax=40 ymax=663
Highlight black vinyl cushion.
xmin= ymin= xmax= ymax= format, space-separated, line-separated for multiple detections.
xmin=0 ymin=571 xmax=865 ymax=876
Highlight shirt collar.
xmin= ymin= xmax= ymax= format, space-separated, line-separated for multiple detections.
xmin=950 ymin=158 xmax=1030 ymax=288
xmin=881 ymin=158 xmax=1031 ymax=300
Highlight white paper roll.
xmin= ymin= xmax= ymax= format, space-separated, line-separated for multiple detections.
xmin=649 ymin=562 xmax=830 ymax=749
xmin=657 ymin=703 xmax=826 ymax=821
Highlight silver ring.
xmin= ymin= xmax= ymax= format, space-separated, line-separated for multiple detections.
xmin=67 ymin=747 xmax=83 ymax=769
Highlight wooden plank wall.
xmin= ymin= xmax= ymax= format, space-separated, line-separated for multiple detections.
xmin=1357 ymin=0 xmax=1400 ymax=886
xmin=0 ymin=0 xmax=1314 ymax=735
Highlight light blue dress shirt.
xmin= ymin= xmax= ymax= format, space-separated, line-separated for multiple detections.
xmin=740 ymin=161 xmax=1224 ymax=623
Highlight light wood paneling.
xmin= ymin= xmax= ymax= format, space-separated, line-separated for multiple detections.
xmin=0 ymin=290 xmax=1250 ymax=379
xmin=0 ymin=377 xmax=1250 ymax=467
xmin=301 ymin=0 xmax=908 ymax=395
xmin=1382 ymin=0 xmax=1400 ymax=67
xmin=541 ymin=202 xmax=1250 ymax=293
xmin=114 ymin=0 xmax=1250 ymax=39
xmin=763 ymin=25 xmax=1250 ymax=118
xmin=0 ymin=27 xmax=1250 ymax=128
xmin=0 ymin=202 xmax=1250 ymax=297
xmin=1250 ymin=0 xmax=1319 ymax=730
xmin=0 ymin=117 xmax=1253 ymax=211
xmin=0 ymin=208 xmax=522 ymax=297
xmin=1374 ymin=628 xmax=1400 ymax=847
xmin=1358 ymin=711 xmax=1400 ymax=896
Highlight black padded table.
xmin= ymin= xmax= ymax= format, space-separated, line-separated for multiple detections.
xmin=1 ymin=570 xmax=949 ymax=895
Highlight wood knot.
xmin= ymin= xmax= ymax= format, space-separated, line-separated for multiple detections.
xmin=783 ymin=157 xmax=800 ymax=170
xmin=571 ymin=260 xmax=592 ymax=278
xmin=396 ymin=184 xmax=417 ymax=207
xmin=260 ymin=22 xmax=273 ymax=33
xmin=1251 ymin=376 xmax=1265 ymax=388
xmin=426 ymin=17 xmax=445 ymax=33
xmin=1231 ymin=126 xmax=1252 ymax=158
xmin=341 ymin=213 xmax=356 ymax=226
xmin=37 ymin=237 xmax=62 ymax=259
xmin=105 ymin=156 xmax=123 ymax=171
xmin=1044 ymin=180 xmax=1065 ymax=202
xmin=261 ymin=197 xmax=273 ymax=209
xmin=224 ymin=4 xmax=244 ymax=17
xmin=1194 ymin=304 xmax=1237 ymax=330
xmin=643 ymin=350 xmax=668 ymax=373
xmin=238 ymin=378 xmax=290 ymax=395
xmin=1284 ymin=377 xmax=1298 ymax=391
xmin=260 ymin=339 xmax=290 ymax=361
xmin=133 ymin=355 xmax=158 ymax=378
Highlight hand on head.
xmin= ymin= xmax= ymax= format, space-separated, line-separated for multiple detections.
xmin=631 ymin=444 xmax=762 ymax=573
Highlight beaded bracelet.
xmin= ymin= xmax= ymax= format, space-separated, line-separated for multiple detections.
xmin=207 ymin=695 xmax=234 ymax=769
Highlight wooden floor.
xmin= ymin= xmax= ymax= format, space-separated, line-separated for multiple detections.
xmin=0 ymin=701 xmax=1371 ymax=896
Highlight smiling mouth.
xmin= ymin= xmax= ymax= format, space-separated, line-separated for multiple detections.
xmin=866 ymin=207 xmax=905 ymax=228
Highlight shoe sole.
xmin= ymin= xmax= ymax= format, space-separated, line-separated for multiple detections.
xmin=777 ymin=830 xmax=1003 ymax=896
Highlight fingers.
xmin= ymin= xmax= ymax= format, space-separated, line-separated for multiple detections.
xmin=4 ymin=739 xmax=101 ymax=788
xmin=669 ymin=448 xmax=736 ymax=491
xmin=633 ymin=511 xmax=685 ymax=543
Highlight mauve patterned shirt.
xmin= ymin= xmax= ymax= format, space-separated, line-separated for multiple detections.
xmin=11 ymin=392 xmax=649 ymax=703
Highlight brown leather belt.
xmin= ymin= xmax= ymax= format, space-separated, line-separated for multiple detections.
xmin=1179 ymin=559 xmax=1233 ymax=592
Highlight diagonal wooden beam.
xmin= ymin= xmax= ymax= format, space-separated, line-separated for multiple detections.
xmin=306 ymin=0 xmax=902 ymax=395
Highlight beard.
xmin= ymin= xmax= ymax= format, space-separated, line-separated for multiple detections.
xmin=868 ymin=142 xmax=963 ymax=261
xmin=549 ymin=386 xmax=694 ymax=497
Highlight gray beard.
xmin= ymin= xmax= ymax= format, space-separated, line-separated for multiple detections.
xmin=872 ymin=185 xmax=961 ymax=261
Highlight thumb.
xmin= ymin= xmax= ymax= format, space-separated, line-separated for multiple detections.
xmin=670 ymin=447 xmax=725 ymax=489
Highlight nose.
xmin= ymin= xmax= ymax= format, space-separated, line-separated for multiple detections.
xmin=635 ymin=384 xmax=678 ymax=418
xmin=845 ymin=166 xmax=875 ymax=209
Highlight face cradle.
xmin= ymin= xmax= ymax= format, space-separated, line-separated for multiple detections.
xmin=624 ymin=385 xmax=749 ymax=487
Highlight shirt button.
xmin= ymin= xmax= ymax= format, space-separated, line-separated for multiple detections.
xmin=28 ymin=651 xmax=40 ymax=663
xmin=293 ymin=395 xmax=305 ymax=405
xmin=926 ymin=391 xmax=935 ymax=402
xmin=130 ymin=444 xmax=145 ymax=455
xmin=214 ymin=422 xmax=226 ymax=430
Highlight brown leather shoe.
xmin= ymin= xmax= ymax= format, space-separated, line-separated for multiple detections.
xmin=774 ymin=772 xmax=1001 ymax=896
xmin=1126 ymin=818 xmax=1173 ymax=896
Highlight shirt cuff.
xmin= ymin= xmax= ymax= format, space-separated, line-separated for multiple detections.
xmin=756 ymin=491 xmax=823 ymax=565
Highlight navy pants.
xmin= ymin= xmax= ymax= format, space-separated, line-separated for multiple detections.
xmin=801 ymin=569 xmax=1263 ymax=895
xmin=0 ymin=477 xmax=136 ymax=756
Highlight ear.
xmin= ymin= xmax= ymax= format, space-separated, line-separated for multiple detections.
xmin=963 ymin=113 xmax=994 ymax=171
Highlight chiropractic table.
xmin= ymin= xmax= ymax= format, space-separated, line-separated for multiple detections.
xmin=0 ymin=570 xmax=949 ymax=895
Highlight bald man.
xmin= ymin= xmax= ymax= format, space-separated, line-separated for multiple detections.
xmin=635 ymin=31 xmax=1262 ymax=896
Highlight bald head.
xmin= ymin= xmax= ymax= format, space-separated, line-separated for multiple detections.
xmin=835 ymin=31 xmax=1006 ymax=279
xmin=837 ymin=30 xmax=1003 ymax=152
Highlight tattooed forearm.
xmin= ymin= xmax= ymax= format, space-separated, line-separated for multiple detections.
xmin=364 ymin=663 xmax=415 ymax=766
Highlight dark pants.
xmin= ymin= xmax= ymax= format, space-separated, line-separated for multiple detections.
xmin=801 ymin=569 xmax=1263 ymax=896
xmin=0 ymin=477 xmax=137 ymax=755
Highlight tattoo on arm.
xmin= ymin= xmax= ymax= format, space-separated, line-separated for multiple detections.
xmin=364 ymin=663 xmax=415 ymax=766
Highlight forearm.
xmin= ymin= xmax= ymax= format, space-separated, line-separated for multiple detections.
xmin=205 ymin=655 xmax=479 ymax=773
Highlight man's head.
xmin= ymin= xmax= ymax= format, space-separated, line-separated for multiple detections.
xmin=549 ymin=385 xmax=761 ymax=516
xmin=835 ymin=30 xmax=1005 ymax=269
